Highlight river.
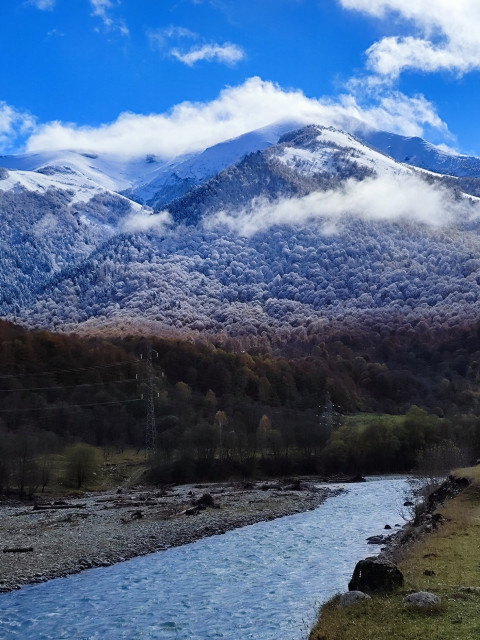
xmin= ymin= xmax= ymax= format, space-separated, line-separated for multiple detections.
xmin=0 ymin=476 xmax=409 ymax=640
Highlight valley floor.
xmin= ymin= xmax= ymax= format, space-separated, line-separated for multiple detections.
xmin=0 ymin=479 xmax=334 ymax=593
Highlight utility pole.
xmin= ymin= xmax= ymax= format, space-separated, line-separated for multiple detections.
xmin=141 ymin=344 xmax=159 ymax=458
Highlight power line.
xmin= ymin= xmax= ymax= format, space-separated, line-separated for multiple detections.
xmin=0 ymin=398 xmax=144 ymax=413
xmin=0 ymin=361 xmax=138 ymax=380
xmin=0 ymin=378 xmax=140 ymax=393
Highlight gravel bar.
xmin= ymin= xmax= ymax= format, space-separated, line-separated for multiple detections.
xmin=0 ymin=480 xmax=339 ymax=593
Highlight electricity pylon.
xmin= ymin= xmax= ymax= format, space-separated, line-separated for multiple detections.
xmin=141 ymin=344 xmax=158 ymax=458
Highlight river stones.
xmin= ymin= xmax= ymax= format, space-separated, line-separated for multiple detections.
xmin=338 ymin=591 xmax=371 ymax=607
xmin=403 ymin=591 xmax=440 ymax=608
xmin=348 ymin=557 xmax=404 ymax=594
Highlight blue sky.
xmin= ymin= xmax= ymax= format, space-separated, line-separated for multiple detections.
xmin=1 ymin=0 xmax=480 ymax=158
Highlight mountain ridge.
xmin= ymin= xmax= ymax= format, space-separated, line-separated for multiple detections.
xmin=1 ymin=122 xmax=480 ymax=340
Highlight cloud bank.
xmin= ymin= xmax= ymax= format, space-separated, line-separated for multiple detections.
xmin=340 ymin=0 xmax=480 ymax=78
xmin=207 ymin=173 xmax=475 ymax=237
xmin=24 ymin=77 xmax=446 ymax=158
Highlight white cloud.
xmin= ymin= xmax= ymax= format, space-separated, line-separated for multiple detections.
xmin=121 ymin=209 xmax=172 ymax=233
xmin=147 ymin=26 xmax=198 ymax=51
xmin=47 ymin=28 xmax=65 ymax=37
xmin=148 ymin=26 xmax=243 ymax=67
xmin=25 ymin=77 xmax=447 ymax=158
xmin=90 ymin=0 xmax=129 ymax=36
xmin=206 ymin=174 xmax=474 ymax=237
xmin=90 ymin=0 xmax=112 ymax=22
xmin=170 ymin=42 xmax=245 ymax=66
xmin=340 ymin=0 xmax=480 ymax=77
xmin=29 ymin=0 xmax=55 ymax=9
xmin=0 ymin=102 xmax=36 ymax=153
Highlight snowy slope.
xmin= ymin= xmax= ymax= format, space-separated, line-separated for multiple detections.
xmin=125 ymin=120 xmax=304 ymax=206
xmin=0 ymin=120 xmax=302 ymax=208
xmin=0 ymin=164 xmax=145 ymax=207
xmin=275 ymin=126 xmax=410 ymax=177
xmin=165 ymin=124 xmax=417 ymax=225
xmin=0 ymin=150 xmax=167 ymax=194
xmin=361 ymin=130 xmax=480 ymax=177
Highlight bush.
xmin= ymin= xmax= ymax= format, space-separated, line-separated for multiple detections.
xmin=63 ymin=443 xmax=100 ymax=489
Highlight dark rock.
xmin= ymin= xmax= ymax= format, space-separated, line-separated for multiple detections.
xmin=384 ymin=524 xmax=392 ymax=530
xmin=403 ymin=501 xmax=414 ymax=507
xmin=424 ymin=569 xmax=436 ymax=576
xmin=348 ymin=557 xmax=404 ymax=594
xmin=194 ymin=493 xmax=215 ymax=507
xmin=431 ymin=513 xmax=445 ymax=527
xmin=366 ymin=535 xmax=385 ymax=544
xmin=349 ymin=475 xmax=367 ymax=483
xmin=185 ymin=507 xmax=199 ymax=515
xmin=426 ymin=476 xmax=471 ymax=511
xmin=284 ymin=478 xmax=305 ymax=491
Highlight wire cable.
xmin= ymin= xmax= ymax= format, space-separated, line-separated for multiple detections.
xmin=0 ymin=398 xmax=144 ymax=413
xmin=0 ymin=361 xmax=138 ymax=380
xmin=0 ymin=378 xmax=140 ymax=393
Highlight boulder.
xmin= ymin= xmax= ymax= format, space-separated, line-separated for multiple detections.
xmin=349 ymin=474 xmax=367 ymax=483
xmin=338 ymin=591 xmax=371 ymax=608
xmin=403 ymin=592 xmax=440 ymax=608
xmin=348 ymin=557 xmax=404 ymax=594
xmin=194 ymin=493 xmax=215 ymax=507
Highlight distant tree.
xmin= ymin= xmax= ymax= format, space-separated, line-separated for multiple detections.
xmin=257 ymin=414 xmax=272 ymax=455
xmin=11 ymin=427 xmax=40 ymax=498
xmin=64 ymin=443 xmax=100 ymax=489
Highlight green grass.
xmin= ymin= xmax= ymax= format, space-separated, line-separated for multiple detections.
xmin=36 ymin=447 xmax=147 ymax=496
xmin=309 ymin=465 xmax=480 ymax=640
xmin=342 ymin=413 xmax=406 ymax=431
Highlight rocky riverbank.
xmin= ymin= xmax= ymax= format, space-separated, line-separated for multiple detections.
xmin=378 ymin=474 xmax=472 ymax=565
xmin=309 ymin=470 xmax=479 ymax=640
xmin=0 ymin=479 xmax=338 ymax=593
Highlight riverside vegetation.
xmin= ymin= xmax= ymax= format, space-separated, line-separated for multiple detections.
xmin=309 ymin=465 xmax=480 ymax=640
xmin=1 ymin=316 xmax=480 ymax=494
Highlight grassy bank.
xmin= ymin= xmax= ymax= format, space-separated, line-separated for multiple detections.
xmin=309 ymin=466 xmax=480 ymax=640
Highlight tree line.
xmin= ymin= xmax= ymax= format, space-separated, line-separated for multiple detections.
xmin=0 ymin=317 xmax=479 ymax=494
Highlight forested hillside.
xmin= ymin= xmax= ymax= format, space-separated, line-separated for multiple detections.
xmin=1 ymin=319 xmax=479 ymax=492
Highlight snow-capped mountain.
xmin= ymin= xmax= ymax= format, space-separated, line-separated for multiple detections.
xmin=166 ymin=125 xmax=414 ymax=225
xmin=124 ymin=119 xmax=304 ymax=208
xmin=1 ymin=122 xmax=480 ymax=340
xmin=0 ymin=120 xmax=301 ymax=208
xmin=361 ymin=129 xmax=480 ymax=178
